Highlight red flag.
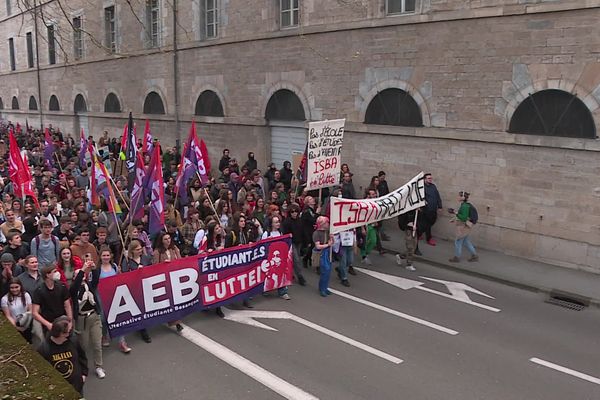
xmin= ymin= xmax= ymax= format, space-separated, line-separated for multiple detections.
xmin=142 ymin=120 xmax=154 ymax=154
xmin=8 ymin=130 xmax=38 ymax=205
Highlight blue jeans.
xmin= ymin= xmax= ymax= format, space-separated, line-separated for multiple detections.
xmin=455 ymin=235 xmax=476 ymax=258
xmin=339 ymin=246 xmax=353 ymax=281
xmin=318 ymin=248 xmax=332 ymax=293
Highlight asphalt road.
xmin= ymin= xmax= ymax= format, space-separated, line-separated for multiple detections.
xmin=85 ymin=252 xmax=600 ymax=400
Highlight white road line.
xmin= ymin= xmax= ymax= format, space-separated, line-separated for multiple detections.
xmin=223 ymin=309 xmax=403 ymax=365
xmin=530 ymin=358 xmax=600 ymax=386
xmin=416 ymin=286 xmax=501 ymax=313
xmin=329 ymin=288 xmax=459 ymax=336
xmin=179 ymin=323 xmax=320 ymax=400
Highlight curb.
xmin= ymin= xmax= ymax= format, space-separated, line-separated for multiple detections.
xmin=382 ymin=245 xmax=600 ymax=310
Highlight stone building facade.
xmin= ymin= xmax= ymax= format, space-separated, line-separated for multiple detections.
xmin=1 ymin=0 xmax=599 ymax=272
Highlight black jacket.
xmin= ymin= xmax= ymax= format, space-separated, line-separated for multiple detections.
xmin=281 ymin=216 xmax=304 ymax=245
xmin=300 ymin=206 xmax=319 ymax=245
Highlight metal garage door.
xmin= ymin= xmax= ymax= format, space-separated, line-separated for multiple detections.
xmin=270 ymin=120 xmax=307 ymax=169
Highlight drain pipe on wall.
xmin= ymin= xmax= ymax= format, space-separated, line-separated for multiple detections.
xmin=33 ymin=0 xmax=44 ymax=129
xmin=172 ymin=0 xmax=181 ymax=152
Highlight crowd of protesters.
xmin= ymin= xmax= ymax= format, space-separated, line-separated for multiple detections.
xmin=0 ymin=120 xmax=478 ymax=394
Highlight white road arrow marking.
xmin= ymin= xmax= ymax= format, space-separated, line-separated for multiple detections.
xmin=355 ymin=268 xmax=500 ymax=313
xmin=329 ymin=288 xmax=458 ymax=335
xmin=222 ymin=309 xmax=403 ymax=365
xmin=355 ymin=268 xmax=424 ymax=290
xmin=179 ymin=323 xmax=319 ymax=400
xmin=530 ymin=358 xmax=600 ymax=386
xmin=419 ymin=277 xmax=495 ymax=301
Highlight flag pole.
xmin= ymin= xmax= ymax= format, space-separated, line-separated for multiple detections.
xmin=199 ymin=173 xmax=220 ymax=220
xmin=111 ymin=207 xmax=127 ymax=271
xmin=412 ymin=209 xmax=419 ymax=238
xmin=53 ymin=153 xmax=64 ymax=173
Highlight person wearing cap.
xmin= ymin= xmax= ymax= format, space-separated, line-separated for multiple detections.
xmin=243 ymin=151 xmax=257 ymax=172
xmin=448 ymin=191 xmax=479 ymax=263
xmin=1 ymin=253 xmax=24 ymax=297
xmin=37 ymin=316 xmax=88 ymax=395
xmin=1 ymin=277 xmax=33 ymax=342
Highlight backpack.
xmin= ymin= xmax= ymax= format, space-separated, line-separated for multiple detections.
xmin=34 ymin=235 xmax=60 ymax=259
xmin=468 ymin=203 xmax=478 ymax=224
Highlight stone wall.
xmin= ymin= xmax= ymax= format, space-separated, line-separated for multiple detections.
xmin=1 ymin=0 xmax=600 ymax=271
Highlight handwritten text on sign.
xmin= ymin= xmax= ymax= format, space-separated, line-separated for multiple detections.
xmin=329 ymin=172 xmax=426 ymax=234
xmin=307 ymin=119 xmax=345 ymax=190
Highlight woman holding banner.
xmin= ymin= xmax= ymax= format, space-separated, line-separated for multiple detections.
xmin=261 ymin=216 xmax=290 ymax=300
xmin=122 ymin=240 xmax=153 ymax=343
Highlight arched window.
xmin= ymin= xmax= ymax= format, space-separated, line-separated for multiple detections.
xmin=0 ymin=98 xmax=3 ymax=110
xmin=104 ymin=93 xmax=122 ymax=113
xmin=49 ymin=95 xmax=60 ymax=111
xmin=11 ymin=97 xmax=19 ymax=110
xmin=29 ymin=96 xmax=38 ymax=111
xmin=364 ymin=88 xmax=423 ymax=127
xmin=508 ymin=89 xmax=596 ymax=139
xmin=143 ymin=91 xmax=165 ymax=114
xmin=195 ymin=90 xmax=224 ymax=117
xmin=74 ymin=94 xmax=87 ymax=113
xmin=265 ymin=89 xmax=306 ymax=120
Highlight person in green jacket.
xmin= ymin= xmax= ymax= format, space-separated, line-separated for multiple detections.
xmin=448 ymin=191 xmax=478 ymax=262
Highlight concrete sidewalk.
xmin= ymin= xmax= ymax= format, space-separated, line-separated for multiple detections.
xmin=379 ymin=229 xmax=600 ymax=308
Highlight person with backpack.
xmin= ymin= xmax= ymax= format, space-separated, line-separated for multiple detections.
xmin=448 ymin=191 xmax=479 ymax=262
xmin=30 ymin=219 xmax=61 ymax=269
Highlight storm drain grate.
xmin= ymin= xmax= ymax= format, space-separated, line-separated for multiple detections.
xmin=545 ymin=295 xmax=588 ymax=311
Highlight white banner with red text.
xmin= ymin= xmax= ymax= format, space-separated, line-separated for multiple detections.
xmin=329 ymin=172 xmax=426 ymax=234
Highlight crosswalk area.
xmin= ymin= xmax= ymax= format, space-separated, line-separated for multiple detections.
xmin=85 ymin=253 xmax=600 ymax=400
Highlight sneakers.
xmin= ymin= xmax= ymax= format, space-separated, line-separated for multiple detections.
xmin=243 ymin=299 xmax=254 ymax=308
xmin=119 ymin=341 xmax=132 ymax=354
xmin=468 ymin=254 xmax=479 ymax=262
xmin=140 ymin=330 xmax=152 ymax=343
xmin=101 ymin=335 xmax=110 ymax=347
xmin=348 ymin=266 xmax=357 ymax=276
xmin=176 ymin=323 xmax=184 ymax=332
xmin=341 ymin=279 xmax=350 ymax=287
xmin=395 ymin=254 xmax=402 ymax=266
xmin=427 ymin=239 xmax=436 ymax=246
xmin=320 ymin=291 xmax=328 ymax=297
xmin=361 ymin=256 xmax=372 ymax=266
xmin=448 ymin=256 xmax=460 ymax=263
xmin=415 ymin=249 xmax=423 ymax=256
xmin=216 ymin=307 xmax=225 ymax=318
xmin=280 ymin=293 xmax=291 ymax=300
xmin=95 ymin=367 xmax=106 ymax=379
xmin=298 ymin=276 xmax=307 ymax=286
xmin=405 ymin=264 xmax=416 ymax=271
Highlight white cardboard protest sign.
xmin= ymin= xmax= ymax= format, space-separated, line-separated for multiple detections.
xmin=329 ymin=172 xmax=426 ymax=234
xmin=306 ymin=119 xmax=345 ymax=190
